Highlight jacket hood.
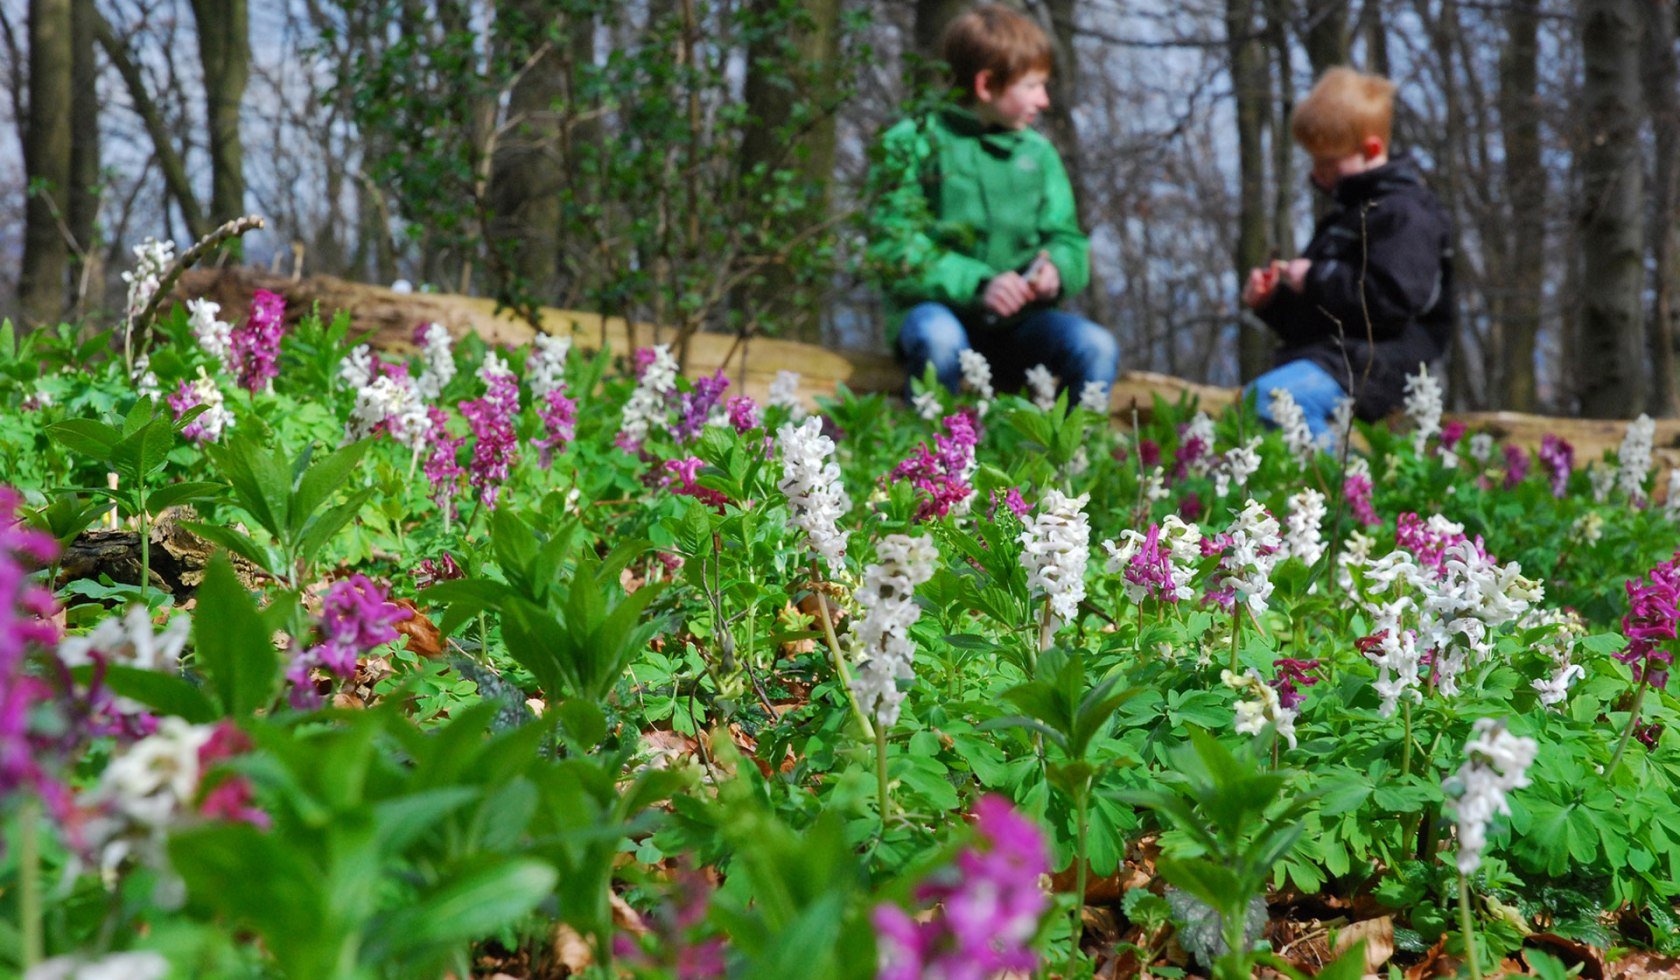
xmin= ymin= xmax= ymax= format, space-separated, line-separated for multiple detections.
xmin=1331 ymin=153 xmax=1429 ymax=207
xmin=936 ymin=106 xmax=1030 ymax=154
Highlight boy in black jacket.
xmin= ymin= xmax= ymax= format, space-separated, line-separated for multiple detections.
xmin=1241 ymin=66 xmax=1454 ymax=438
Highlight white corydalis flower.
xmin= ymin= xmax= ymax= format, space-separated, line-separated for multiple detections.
xmin=1665 ymin=470 xmax=1680 ymax=523
xmin=83 ymin=717 xmax=216 ymax=887
xmin=338 ymin=344 xmax=375 ymax=391
xmin=1221 ymin=668 xmax=1297 ymax=748
xmin=777 ymin=417 xmax=852 ymax=574
xmin=527 ymin=332 xmax=572 ymax=399
xmin=1225 ymin=498 xmax=1282 ymax=618
xmin=1403 ymin=365 xmax=1443 ymax=457
xmin=1588 ymin=462 xmax=1615 ymax=504
xmin=415 ymin=322 xmax=456 ymax=401
xmin=122 ymin=238 xmax=176 ymax=321
xmin=768 ymin=369 xmax=807 ymax=420
xmin=911 ymin=390 xmax=943 ymax=421
xmin=1078 ymin=380 xmax=1110 ymax=414
xmin=1446 ymin=718 xmax=1537 ymax=875
xmin=181 ymin=367 xmax=234 ymax=443
xmin=1319 ymin=397 xmax=1355 ymax=453
xmin=1024 ymin=364 xmax=1057 ymax=411
xmin=59 ymin=606 xmax=190 ymax=673
xmin=621 ymin=344 xmax=678 ymax=446
xmin=1618 ymin=414 xmax=1655 ymax=502
xmin=1282 ymin=488 xmax=1327 ymax=565
xmin=1019 ymin=489 xmax=1091 ymax=625
xmin=1522 ymin=608 xmax=1586 ymax=708
xmin=1181 ymin=412 xmax=1217 ymax=477
xmin=1268 ymin=388 xmax=1316 ymax=467
xmin=132 ymin=353 xmax=161 ymax=403
xmin=1213 ymin=438 xmax=1262 ymax=498
xmin=348 ymin=374 xmax=431 ymax=451
xmin=848 ymin=534 xmax=939 ymax=727
xmin=957 ymin=349 xmax=995 ymax=412
xmin=186 ymin=298 xmax=234 ymax=373
xmin=1468 ymin=432 xmax=1495 ymax=466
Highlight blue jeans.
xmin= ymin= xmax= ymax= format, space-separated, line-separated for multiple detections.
xmin=1244 ymin=359 xmax=1347 ymax=439
xmin=897 ymin=303 xmax=1119 ymax=397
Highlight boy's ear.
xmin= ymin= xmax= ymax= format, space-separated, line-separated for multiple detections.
xmin=973 ymin=68 xmax=996 ymax=104
xmin=1361 ymin=135 xmax=1386 ymax=160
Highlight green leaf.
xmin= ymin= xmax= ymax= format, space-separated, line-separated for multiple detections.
xmin=294 ymin=487 xmax=374 ymax=569
xmin=147 ymin=481 xmax=225 ymax=513
xmin=46 ymin=418 xmax=121 ymax=464
xmin=374 ymin=858 xmax=558 ymax=957
xmin=290 ymin=440 xmax=370 ymax=538
xmin=184 ymin=521 xmax=280 ymax=578
xmin=80 ymin=664 xmax=217 ymax=723
xmin=192 ymin=557 xmax=280 ymax=716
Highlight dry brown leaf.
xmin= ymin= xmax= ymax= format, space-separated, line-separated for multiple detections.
xmin=551 ymin=922 xmax=593 ymax=974
xmin=1524 ymin=932 xmax=1606 ymax=980
xmin=1334 ymin=916 xmax=1396 ymax=974
xmin=611 ymin=892 xmax=649 ymax=936
xmin=1404 ymin=934 xmax=1461 ymax=980
xmin=391 ymin=599 xmax=444 ymax=657
xmin=1604 ymin=949 xmax=1680 ymax=979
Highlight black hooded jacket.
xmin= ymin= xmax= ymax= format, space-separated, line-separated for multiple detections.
xmin=1257 ymin=155 xmax=1455 ymax=420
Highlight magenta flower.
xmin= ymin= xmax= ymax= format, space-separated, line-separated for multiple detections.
xmin=1618 ymin=554 xmax=1680 ymax=689
xmin=1138 ymin=438 xmax=1161 ymax=468
xmin=533 ymin=387 xmax=578 ymax=469
xmin=231 ymin=289 xmax=287 ymax=393
xmin=664 ymin=457 xmax=729 ymax=511
xmin=1271 ymin=657 xmax=1322 ymax=709
xmin=195 ymin=721 xmax=270 ymax=829
xmin=1125 ymin=524 xmax=1180 ymax=603
xmin=1503 ymin=444 xmax=1531 ymax=491
xmin=415 ymin=553 xmax=464 ymax=591
xmin=1539 ymin=435 xmax=1573 ymax=498
xmin=1440 ymin=420 xmax=1467 ymax=452
xmin=986 ymin=487 xmax=1031 ymax=521
xmin=726 ymin=395 xmax=761 ymax=433
xmin=1396 ymin=512 xmax=1488 ymax=578
xmin=459 ymin=370 xmax=521 ymax=510
xmin=289 ymin=575 xmax=411 ymax=703
xmin=423 ymin=406 xmax=466 ymax=515
xmin=166 ymin=381 xmax=204 ymax=441
xmin=874 ymin=795 xmax=1050 ymax=980
xmin=674 ymin=372 xmax=730 ymax=443
xmin=0 ymin=488 xmax=63 ymax=801
xmin=1179 ymin=490 xmax=1205 ymax=522
xmin=1343 ymin=473 xmax=1379 ymax=526
xmin=890 ymin=412 xmax=979 ymax=522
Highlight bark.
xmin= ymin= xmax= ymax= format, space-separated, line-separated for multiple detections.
xmin=488 ymin=0 xmax=565 ymax=300
xmin=1578 ymin=0 xmax=1647 ymax=416
xmin=737 ymin=0 xmax=843 ymax=343
xmin=93 ymin=11 xmax=209 ymax=239
xmin=1230 ymin=0 xmax=1271 ymax=382
xmin=1357 ymin=0 xmax=1388 ymax=75
xmin=1301 ymin=0 xmax=1349 ymax=76
xmin=1641 ymin=0 xmax=1680 ymax=416
xmin=1266 ymin=0 xmax=1295 ymax=254
xmin=913 ymin=0 xmax=968 ymax=82
xmin=67 ymin=0 xmax=98 ymax=302
xmin=20 ymin=0 xmax=72 ymax=326
xmin=1497 ymin=0 xmax=1543 ymax=411
xmin=188 ymin=0 xmax=249 ymax=224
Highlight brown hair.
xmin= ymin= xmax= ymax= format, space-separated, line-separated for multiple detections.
xmin=941 ymin=4 xmax=1053 ymax=100
xmin=1290 ymin=66 xmax=1396 ymax=156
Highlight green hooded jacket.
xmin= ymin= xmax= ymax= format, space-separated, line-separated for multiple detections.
xmin=865 ymin=107 xmax=1091 ymax=345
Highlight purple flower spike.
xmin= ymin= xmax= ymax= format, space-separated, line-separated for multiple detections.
xmin=231 ymin=289 xmax=287 ymax=393
xmin=289 ymin=575 xmax=410 ymax=703
xmin=1618 ymin=553 xmax=1680 ymax=689
xmin=1539 ymin=435 xmax=1573 ymax=498
xmin=1503 ymin=444 xmax=1531 ymax=491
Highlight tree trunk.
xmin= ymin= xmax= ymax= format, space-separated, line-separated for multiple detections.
xmin=488 ymin=0 xmax=565 ymax=302
xmin=914 ymin=0 xmax=968 ymax=78
xmin=20 ymin=0 xmax=73 ymax=326
xmin=1641 ymin=0 xmax=1680 ymax=416
xmin=188 ymin=0 xmax=249 ymax=225
xmin=1301 ymin=0 xmax=1349 ymax=76
xmin=1357 ymin=0 xmax=1388 ymax=75
xmin=737 ymin=0 xmax=842 ymax=343
xmin=66 ymin=0 xmax=98 ymax=309
xmin=1266 ymin=0 xmax=1296 ymax=254
xmin=1578 ymin=0 xmax=1647 ymax=417
xmin=1497 ymin=0 xmax=1543 ymax=411
xmin=1230 ymin=0 xmax=1271 ymax=382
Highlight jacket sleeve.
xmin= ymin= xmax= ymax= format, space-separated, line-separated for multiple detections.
xmin=1037 ymin=146 xmax=1090 ymax=299
xmin=1299 ymin=198 xmax=1449 ymax=341
xmin=864 ymin=121 xmax=1000 ymax=308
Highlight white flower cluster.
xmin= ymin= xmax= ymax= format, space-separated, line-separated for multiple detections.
xmin=1213 ymin=437 xmax=1262 ymax=498
xmin=527 ymin=332 xmax=571 ymax=399
xmin=1570 ymin=511 xmax=1605 ymax=546
xmin=1618 ymin=414 xmax=1655 ymax=502
xmin=1468 ymin=432 xmax=1495 ymax=466
xmin=1025 ymin=364 xmax=1057 ymax=411
xmin=338 ymin=344 xmax=375 ymax=391
xmin=1079 ymin=380 xmax=1110 ymax=414
xmin=83 ymin=718 xmax=215 ymax=902
xmin=1222 ymin=668 xmax=1297 ymax=748
xmin=1423 ymin=541 xmax=1542 ymax=697
xmin=912 ymin=390 xmax=943 ymax=421
xmin=1364 ymin=600 xmax=1425 ymax=718
xmin=186 ymin=298 xmax=233 ymax=373
xmin=1268 ymin=388 xmax=1316 ymax=467
xmin=26 ymin=951 xmax=170 ymax=980
xmin=1446 ymin=718 xmax=1537 ymax=875
xmin=1181 ymin=412 xmax=1217 ymax=477
xmin=181 ymin=367 xmax=235 ymax=443
xmin=777 ymin=417 xmax=852 ymax=574
xmin=621 ymin=344 xmax=678 ymax=445
xmin=59 ymin=606 xmax=190 ymax=673
xmin=121 ymin=238 xmax=175 ymax=320
xmin=1019 ymin=489 xmax=1091 ymax=625
xmin=1320 ymin=397 xmax=1356 ymax=453
xmin=768 ymin=369 xmax=807 ymax=420
xmin=1403 ymin=364 xmax=1443 ymax=457
xmin=1225 ymin=499 xmax=1282 ymax=618
xmin=1102 ymin=514 xmax=1201 ymax=603
xmin=1588 ymin=462 xmax=1615 ymax=504
xmin=1522 ymin=607 xmax=1587 ymax=708
xmin=958 ymin=349 xmax=994 ymax=413
xmin=132 ymin=353 xmax=161 ymax=402
xmin=415 ymin=322 xmax=456 ymax=401
xmin=348 ymin=373 xmax=431 ymax=451
xmin=1282 ymin=488 xmax=1327 ymax=565
xmin=848 ymin=534 xmax=940 ymax=727
xmin=1666 ymin=470 xmax=1680 ymax=523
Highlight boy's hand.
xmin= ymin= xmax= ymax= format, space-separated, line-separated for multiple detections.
xmin=1241 ymin=265 xmax=1280 ymax=308
xmin=983 ymin=272 xmax=1034 ymax=318
xmin=1026 ymin=251 xmax=1061 ymax=300
xmin=1280 ymin=258 xmax=1311 ymax=292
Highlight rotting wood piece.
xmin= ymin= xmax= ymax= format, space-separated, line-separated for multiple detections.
xmin=57 ymin=506 xmax=263 ymax=596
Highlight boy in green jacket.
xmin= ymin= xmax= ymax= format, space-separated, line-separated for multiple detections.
xmin=866 ymin=3 xmax=1118 ymax=403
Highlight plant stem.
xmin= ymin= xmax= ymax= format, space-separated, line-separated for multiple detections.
xmin=476 ymin=610 xmax=491 ymax=664
xmin=1228 ymin=604 xmax=1243 ymax=672
xmin=1458 ymin=873 xmax=1482 ymax=980
xmin=1607 ymin=680 xmax=1649 ymax=777
xmin=137 ymin=497 xmax=151 ymax=600
xmin=1401 ymin=700 xmax=1414 ymax=778
xmin=19 ymin=797 xmax=41 ymax=972
xmin=810 ymin=565 xmax=874 ymax=739
xmin=1037 ymin=596 xmax=1054 ymax=661
xmin=875 ymin=722 xmax=891 ymax=830
xmin=1071 ymin=783 xmax=1091 ymax=961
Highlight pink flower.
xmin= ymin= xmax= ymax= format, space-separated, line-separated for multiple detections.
xmin=1271 ymin=657 xmax=1322 ymax=709
xmin=1395 ymin=512 xmax=1489 ymax=578
xmin=1440 ymin=420 xmax=1467 ymax=451
xmin=1503 ymin=444 xmax=1530 ymax=490
xmin=726 ymin=395 xmax=761 ymax=433
xmin=1344 ymin=473 xmax=1379 ymax=526
xmin=873 ymin=796 xmax=1050 ymax=979
xmin=289 ymin=575 xmax=410 ymax=704
xmin=231 ymin=289 xmax=287 ymax=393
xmin=890 ymin=413 xmax=978 ymax=522
xmin=664 ymin=457 xmax=728 ymax=511
xmin=533 ymin=387 xmax=578 ymax=469
xmin=196 ymin=721 xmax=270 ymax=829
xmin=0 ymin=488 xmax=64 ymax=802
xmin=1619 ymin=553 xmax=1680 ymax=689
xmin=423 ymin=406 xmax=466 ymax=514
xmin=1539 ymin=435 xmax=1573 ymax=498
xmin=460 ymin=371 xmax=520 ymax=510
